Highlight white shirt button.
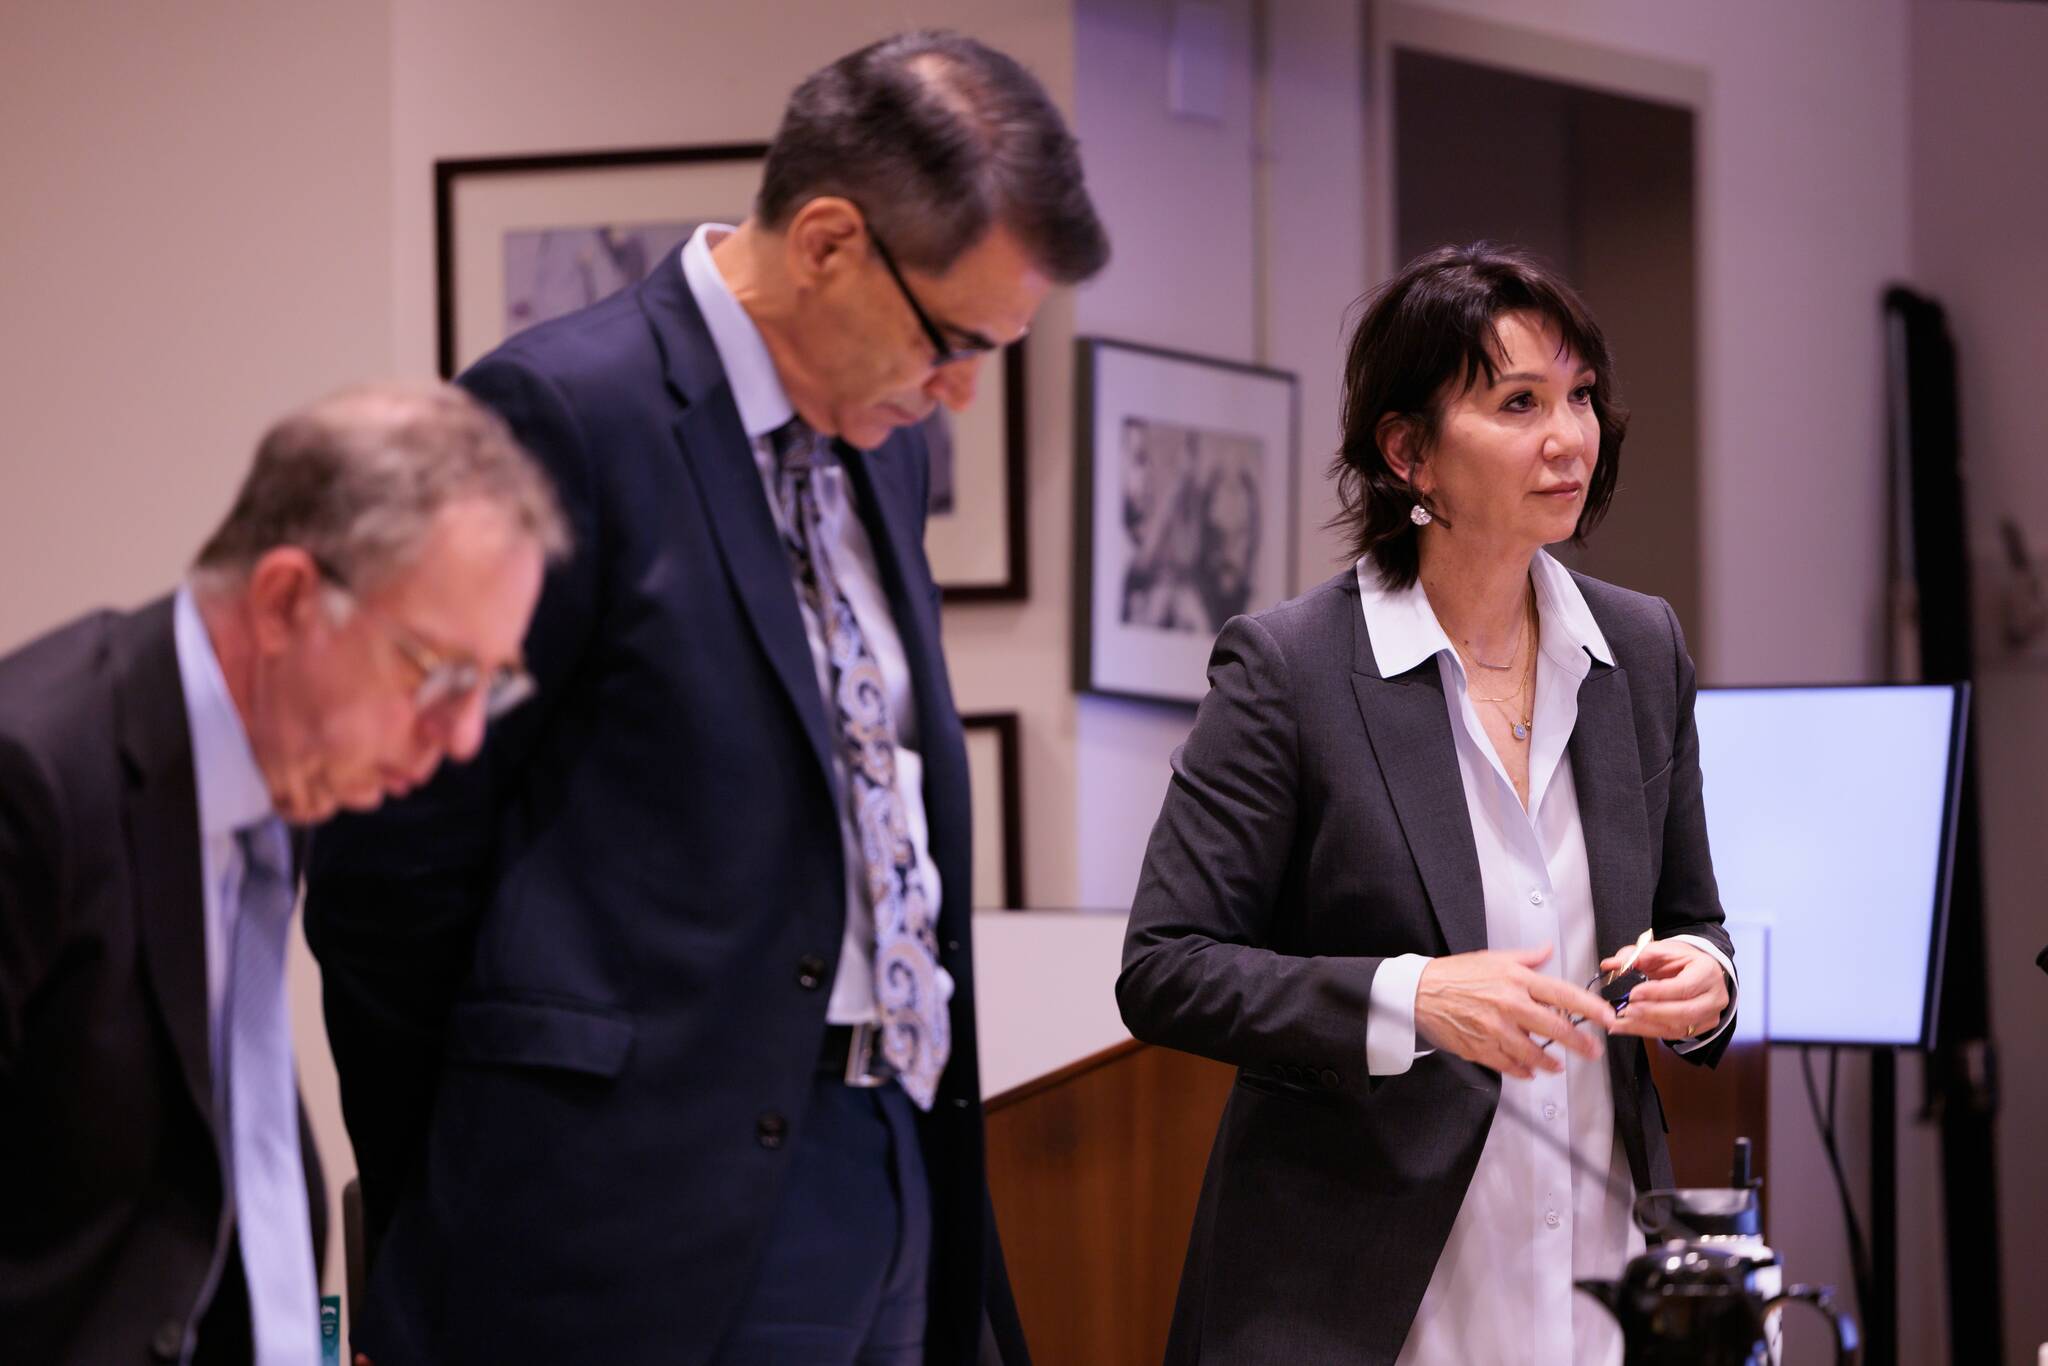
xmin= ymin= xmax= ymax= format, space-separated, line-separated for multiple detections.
xmin=1545 ymin=1209 xmax=1561 ymax=1229
xmin=1543 ymin=1102 xmax=1559 ymax=1121
xmin=1528 ymin=889 xmax=1544 ymax=905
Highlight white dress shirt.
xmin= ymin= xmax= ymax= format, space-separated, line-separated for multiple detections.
xmin=679 ymin=224 xmax=948 ymax=1026
xmin=1353 ymin=552 xmax=1736 ymax=1366
xmin=171 ymin=586 xmax=320 ymax=1366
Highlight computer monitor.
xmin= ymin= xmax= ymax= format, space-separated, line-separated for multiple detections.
xmin=1692 ymin=684 xmax=1968 ymax=1048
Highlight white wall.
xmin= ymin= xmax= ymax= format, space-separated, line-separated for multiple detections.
xmin=1 ymin=0 xmax=396 ymax=1299
xmin=1910 ymin=2 xmax=2048 ymax=1358
xmin=1070 ymin=0 xmax=1368 ymax=909
xmin=0 ymin=3 xmax=395 ymax=648
xmin=1070 ymin=0 xmax=1257 ymax=911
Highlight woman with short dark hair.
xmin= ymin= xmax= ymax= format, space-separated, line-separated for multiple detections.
xmin=1117 ymin=243 xmax=1739 ymax=1365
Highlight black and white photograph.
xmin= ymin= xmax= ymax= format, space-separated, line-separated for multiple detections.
xmin=1116 ymin=415 xmax=1264 ymax=636
xmin=1076 ymin=338 xmax=1296 ymax=704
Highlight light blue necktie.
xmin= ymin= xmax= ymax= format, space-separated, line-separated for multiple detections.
xmin=226 ymin=818 xmax=319 ymax=1365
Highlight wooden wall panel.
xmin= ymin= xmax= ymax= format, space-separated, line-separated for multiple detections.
xmin=984 ymin=1042 xmax=1234 ymax=1366
xmin=1647 ymin=1038 xmax=1771 ymax=1220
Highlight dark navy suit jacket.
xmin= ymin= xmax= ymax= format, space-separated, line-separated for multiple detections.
xmin=0 ymin=599 xmax=326 ymax=1365
xmin=305 ymin=251 xmax=1008 ymax=1365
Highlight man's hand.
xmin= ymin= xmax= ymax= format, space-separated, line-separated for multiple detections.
xmin=1602 ymin=939 xmax=1729 ymax=1042
xmin=1415 ymin=944 xmax=1616 ymax=1080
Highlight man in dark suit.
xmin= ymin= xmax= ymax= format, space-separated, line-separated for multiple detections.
xmin=0 ymin=384 xmax=565 ymax=1365
xmin=304 ymin=31 xmax=1108 ymax=1366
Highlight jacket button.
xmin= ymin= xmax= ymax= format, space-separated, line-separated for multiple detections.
xmin=151 ymin=1320 xmax=185 ymax=1361
xmin=756 ymin=1112 xmax=788 ymax=1149
xmin=944 ymin=939 xmax=960 ymax=955
xmin=796 ymin=955 xmax=827 ymax=990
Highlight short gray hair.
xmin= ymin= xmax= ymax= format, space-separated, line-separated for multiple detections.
xmin=193 ymin=382 xmax=570 ymax=594
xmin=757 ymin=31 xmax=1109 ymax=284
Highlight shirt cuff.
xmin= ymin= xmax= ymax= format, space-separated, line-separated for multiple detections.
xmin=1664 ymin=933 xmax=1737 ymax=1053
xmin=1367 ymin=953 xmax=1434 ymax=1076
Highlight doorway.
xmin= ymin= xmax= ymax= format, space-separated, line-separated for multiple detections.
xmin=1388 ymin=45 xmax=1702 ymax=663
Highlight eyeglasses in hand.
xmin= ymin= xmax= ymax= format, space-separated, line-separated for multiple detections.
xmin=1539 ymin=929 xmax=1654 ymax=1052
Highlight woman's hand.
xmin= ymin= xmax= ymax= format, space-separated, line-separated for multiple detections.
xmin=1603 ymin=939 xmax=1729 ymax=1042
xmin=1414 ymin=944 xmax=1616 ymax=1080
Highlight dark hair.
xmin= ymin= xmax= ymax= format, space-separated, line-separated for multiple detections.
xmin=1329 ymin=242 xmax=1626 ymax=589
xmin=757 ymin=31 xmax=1109 ymax=284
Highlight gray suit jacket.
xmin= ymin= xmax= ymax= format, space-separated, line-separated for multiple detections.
xmin=1117 ymin=566 xmax=1733 ymax=1365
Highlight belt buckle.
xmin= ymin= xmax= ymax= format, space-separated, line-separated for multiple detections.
xmin=843 ymin=1021 xmax=890 ymax=1088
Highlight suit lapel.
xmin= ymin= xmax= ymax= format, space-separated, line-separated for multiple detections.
xmin=1568 ymin=658 xmax=1653 ymax=962
xmin=110 ymin=599 xmax=214 ymax=1132
xmin=1349 ymin=614 xmax=1488 ymax=956
xmin=641 ymin=257 xmax=838 ymax=800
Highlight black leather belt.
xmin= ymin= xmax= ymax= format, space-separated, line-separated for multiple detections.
xmin=819 ymin=1022 xmax=897 ymax=1088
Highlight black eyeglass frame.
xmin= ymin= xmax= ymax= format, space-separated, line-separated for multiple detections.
xmin=865 ymin=225 xmax=1005 ymax=369
xmin=307 ymin=553 xmax=536 ymax=722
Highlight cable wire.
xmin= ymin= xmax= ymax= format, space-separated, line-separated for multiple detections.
xmin=1800 ymin=1044 xmax=1874 ymax=1322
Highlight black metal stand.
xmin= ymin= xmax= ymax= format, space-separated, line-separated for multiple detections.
xmin=1868 ymin=1048 xmax=1897 ymax=1366
xmin=1885 ymin=285 xmax=2005 ymax=1366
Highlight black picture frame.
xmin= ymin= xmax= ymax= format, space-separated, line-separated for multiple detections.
xmin=924 ymin=344 xmax=1029 ymax=601
xmin=1074 ymin=336 xmax=1299 ymax=705
xmin=959 ymin=711 xmax=1025 ymax=909
xmin=433 ymin=142 xmax=769 ymax=380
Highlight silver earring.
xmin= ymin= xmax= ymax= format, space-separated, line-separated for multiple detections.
xmin=1409 ymin=502 xmax=1433 ymax=527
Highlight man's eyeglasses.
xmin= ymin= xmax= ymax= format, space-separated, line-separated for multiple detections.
xmin=310 ymin=555 xmax=536 ymax=722
xmin=865 ymin=225 xmax=1006 ymax=369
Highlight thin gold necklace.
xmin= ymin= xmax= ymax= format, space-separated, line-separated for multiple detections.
xmin=1460 ymin=608 xmax=1527 ymax=670
xmin=1464 ymin=592 xmax=1537 ymax=741
xmin=1456 ymin=584 xmax=1535 ymax=698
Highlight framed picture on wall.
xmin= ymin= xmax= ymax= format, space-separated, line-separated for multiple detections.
xmin=920 ymin=346 xmax=1028 ymax=600
xmin=434 ymin=140 xmax=1027 ymax=598
xmin=434 ymin=142 xmax=767 ymax=379
xmin=1074 ymin=337 xmax=1298 ymax=706
xmin=960 ymin=711 xmax=1024 ymax=909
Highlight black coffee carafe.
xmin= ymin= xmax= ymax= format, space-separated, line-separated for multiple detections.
xmin=1575 ymin=1139 xmax=1861 ymax=1366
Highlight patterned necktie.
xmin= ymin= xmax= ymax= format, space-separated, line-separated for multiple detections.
xmin=770 ymin=419 xmax=949 ymax=1109
xmin=226 ymin=817 xmax=319 ymax=1365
